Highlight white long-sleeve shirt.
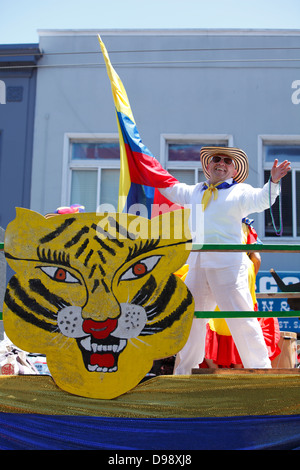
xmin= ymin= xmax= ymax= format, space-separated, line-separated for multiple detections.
xmin=159 ymin=178 xmax=279 ymax=268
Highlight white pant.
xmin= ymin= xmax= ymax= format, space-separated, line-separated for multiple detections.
xmin=174 ymin=264 xmax=271 ymax=374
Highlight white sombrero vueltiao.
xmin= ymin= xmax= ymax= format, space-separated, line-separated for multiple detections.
xmin=200 ymin=146 xmax=249 ymax=184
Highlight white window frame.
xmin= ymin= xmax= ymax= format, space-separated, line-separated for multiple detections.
xmin=258 ymin=134 xmax=300 ymax=241
xmin=61 ymin=133 xmax=120 ymax=209
xmin=160 ymin=134 xmax=234 ymax=184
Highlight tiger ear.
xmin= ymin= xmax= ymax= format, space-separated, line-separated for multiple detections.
xmin=15 ymin=207 xmax=45 ymax=223
xmin=4 ymin=208 xmax=49 ymax=261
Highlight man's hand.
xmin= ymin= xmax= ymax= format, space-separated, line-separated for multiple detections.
xmin=271 ymin=159 xmax=291 ymax=183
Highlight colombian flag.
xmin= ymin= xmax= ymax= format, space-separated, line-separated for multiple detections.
xmin=98 ymin=36 xmax=180 ymax=218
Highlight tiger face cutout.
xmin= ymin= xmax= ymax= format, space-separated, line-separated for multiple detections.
xmin=3 ymin=208 xmax=194 ymax=399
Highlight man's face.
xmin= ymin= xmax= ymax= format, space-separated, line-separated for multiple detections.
xmin=206 ymin=154 xmax=237 ymax=184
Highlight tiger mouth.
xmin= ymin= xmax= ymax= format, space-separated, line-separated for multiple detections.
xmin=78 ymin=335 xmax=127 ymax=372
xmin=57 ymin=309 xmax=147 ymax=373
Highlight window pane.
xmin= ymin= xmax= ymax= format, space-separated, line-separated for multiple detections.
xmin=168 ymin=169 xmax=195 ymax=185
xmin=71 ymin=142 xmax=120 ymax=160
xmin=198 ymin=170 xmax=206 ymax=183
xmin=168 ymin=142 xmax=227 ymax=162
xmin=265 ymin=145 xmax=300 ymax=163
xmin=100 ymin=169 xmax=120 ymax=211
xmin=264 ymin=171 xmax=292 ymax=237
xmin=71 ymin=170 xmax=97 ymax=212
xmin=296 ymin=172 xmax=300 ymax=236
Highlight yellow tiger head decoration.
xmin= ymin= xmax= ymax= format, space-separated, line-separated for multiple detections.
xmin=3 ymin=208 xmax=194 ymax=399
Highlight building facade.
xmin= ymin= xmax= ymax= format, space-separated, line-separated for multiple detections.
xmin=0 ymin=44 xmax=41 ymax=230
xmin=31 ymin=29 xmax=300 ymax=277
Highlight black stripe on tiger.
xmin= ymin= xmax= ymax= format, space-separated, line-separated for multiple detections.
xmin=29 ymin=279 xmax=71 ymax=310
xmin=88 ymin=264 xmax=97 ymax=279
xmin=101 ymin=278 xmax=110 ymax=293
xmin=84 ymin=249 xmax=94 ymax=267
xmin=107 ymin=216 xmax=136 ymax=241
xmin=93 ymin=236 xmax=116 ymax=256
xmin=144 ymin=274 xmax=177 ymax=320
xmin=7 ymin=276 xmax=59 ymax=320
xmin=126 ymin=238 xmax=160 ymax=263
xmin=92 ymin=279 xmax=100 ymax=293
xmin=39 ymin=218 xmax=76 ymax=244
xmin=64 ymin=226 xmax=90 ymax=249
xmin=92 ymin=222 xmax=124 ymax=248
xmin=131 ymin=275 xmax=157 ymax=306
xmin=141 ymin=288 xmax=193 ymax=336
xmin=37 ymin=247 xmax=71 ymax=267
xmin=4 ymin=285 xmax=57 ymax=333
xmin=75 ymin=238 xmax=89 ymax=259
xmin=98 ymin=263 xmax=106 ymax=277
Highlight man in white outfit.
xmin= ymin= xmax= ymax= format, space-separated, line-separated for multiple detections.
xmin=159 ymin=147 xmax=291 ymax=374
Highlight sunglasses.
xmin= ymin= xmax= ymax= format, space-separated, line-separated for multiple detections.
xmin=211 ymin=155 xmax=234 ymax=165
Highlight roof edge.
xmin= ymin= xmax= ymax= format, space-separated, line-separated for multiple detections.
xmin=37 ymin=28 xmax=300 ymax=37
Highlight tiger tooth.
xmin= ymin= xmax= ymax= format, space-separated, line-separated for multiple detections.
xmin=80 ymin=336 xmax=91 ymax=351
xmin=92 ymin=342 xmax=98 ymax=352
xmin=117 ymin=339 xmax=127 ymax=352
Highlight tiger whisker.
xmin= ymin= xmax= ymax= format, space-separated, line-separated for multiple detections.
xmin=49 ymin=328 xmax=63 ymax=344
xmin=145 ymin=306 xmax=157 ymax=315
xmin=52 ymin=321 xmax=84 ymax=350
xmin=142 ymin=287 xmax=164 ymax=309
xmin=130 ymin=337 xmax=151 ymax=347
xmin=140 ymin=326 xmax=164 ymax=335
xmin=138 ymin=294 xmax=151 ymax=305
xmin=143 ymin=295 xmax=155 ymax=308
xmin=50 ymin=327 xmax=72 ymax=346
xmin=55 ymin=334 xmax=74 ymax=350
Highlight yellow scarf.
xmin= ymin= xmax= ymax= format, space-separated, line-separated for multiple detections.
xmin=201 ymin=180 xmax=237 ymax=211
xmin=201 ymin=182 xmax=222 ymax=211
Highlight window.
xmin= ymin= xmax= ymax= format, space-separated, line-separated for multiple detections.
xmin=161 ymin=135 xmax=233 ymax=184
xmin=63 ymin=134 xmax=234 ymax=213
xmin=262 ymin=141 xmax=300 ymax=238
xmin=63 ymin=135 xmax=120 ymax=212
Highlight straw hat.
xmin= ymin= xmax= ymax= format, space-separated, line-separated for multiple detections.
xmin=200 ymin=146 xmax=249 ymax=183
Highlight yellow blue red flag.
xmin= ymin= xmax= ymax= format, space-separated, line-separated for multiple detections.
xmin=98 ymin=35 xmax=180 ymax=218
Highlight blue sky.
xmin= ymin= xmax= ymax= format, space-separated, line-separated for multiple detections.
xmin=1 ymin=0 xmax=300 ymax=44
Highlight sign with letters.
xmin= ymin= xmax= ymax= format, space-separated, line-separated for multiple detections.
xmin=256 ymin=271 xmax=300 ymax=332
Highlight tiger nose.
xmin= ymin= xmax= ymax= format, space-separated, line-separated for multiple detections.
xmin=83 ymin=285 xmax=121 ymax=321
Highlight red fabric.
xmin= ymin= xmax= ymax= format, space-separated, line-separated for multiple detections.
xmin=258 ymin=317 xmax=281 ymax=361
xmin=246 ymin=225 xmax=258 ymax=244
xmin=203 ymin=317 xmax=281 ymax=368
xmin=125 ymin=145 xmax=179 ymax=187
xmin=151 ymin=189 xmax=182 ymax=216
xmin=205 ymin=324 xmax=242 ymax=367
